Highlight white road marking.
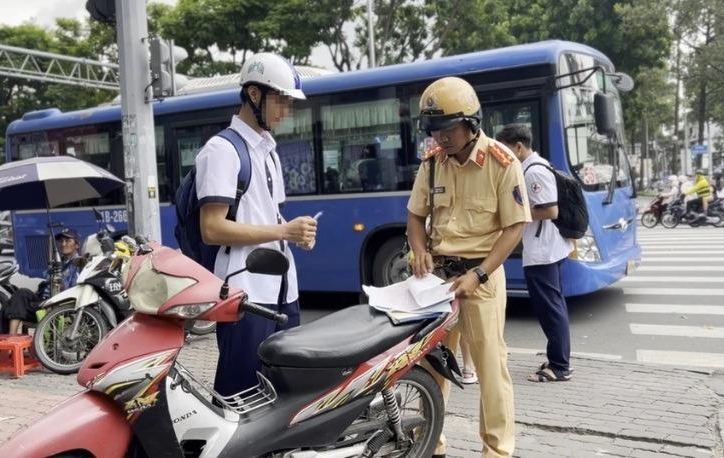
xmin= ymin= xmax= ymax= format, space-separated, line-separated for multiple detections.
xmin=637 ymin=349 xmax=724 ymax=368
xmin=630 ymin=323 xmax=724 ymax=339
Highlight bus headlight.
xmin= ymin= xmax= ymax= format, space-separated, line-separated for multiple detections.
xmin=570 ymin=229 xmax=601 ymax=262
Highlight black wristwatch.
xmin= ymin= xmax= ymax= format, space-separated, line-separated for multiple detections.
xmin=472 ymin=267 xmax=489 ymax=285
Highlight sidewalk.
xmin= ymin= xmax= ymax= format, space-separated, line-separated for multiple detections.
xmin=1 ymin=335 xmax=722 ymax=457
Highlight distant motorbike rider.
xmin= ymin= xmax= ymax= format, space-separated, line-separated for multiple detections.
xmin=685 ymin=170 xmax=712 ymax=215
xmin=659 ymin=175 xmax=679 ymax=207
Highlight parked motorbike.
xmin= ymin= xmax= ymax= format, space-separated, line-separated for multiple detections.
xmin=662 ymin=195 xmax=724 ymax=228
xmin=32 ymin=226 xmax=132 ymax=374
xmin=1 ymin=242 xmax=460 ymax=458
xmin=640 ymin=195 xmax=666 ymax=228
xmin=0 ymin=259 xmax=19 ymax=333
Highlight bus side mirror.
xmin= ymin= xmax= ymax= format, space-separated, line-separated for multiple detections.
xmin=594 ymin=93 xmax=616 ymax=137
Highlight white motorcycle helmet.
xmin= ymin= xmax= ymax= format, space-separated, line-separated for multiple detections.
xmin=239 ymin=53 xmax=305 ymax=100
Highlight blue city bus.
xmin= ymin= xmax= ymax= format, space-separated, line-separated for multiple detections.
xmin=5 ymin=40 xmax=640 ymax=297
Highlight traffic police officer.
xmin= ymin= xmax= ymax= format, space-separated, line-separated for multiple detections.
xmin=406 ymin=76 xmax=531 ymax=457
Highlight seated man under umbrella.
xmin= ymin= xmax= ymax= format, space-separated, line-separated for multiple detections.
xmin=2 ymin=228 xmax=81 ymax=334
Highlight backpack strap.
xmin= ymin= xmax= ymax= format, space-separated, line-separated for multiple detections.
xmin=523 ymin=162 xmax=554 ymax=175
xmin=216 ymin=128 xmax=250 ymax=255
xmin=523 ymin=162 xmax=554 ymax=238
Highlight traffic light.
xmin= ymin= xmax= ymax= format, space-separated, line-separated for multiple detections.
xmin=85 ymin=0 xmax=115 ymax=24
xmin=149 ymin=37 xmax=188 ymax=98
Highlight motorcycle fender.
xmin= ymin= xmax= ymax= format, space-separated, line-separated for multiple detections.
xmin=425 ymin=344 xmax=463 ymax=389
xmin=0 ymin=391 xmax=132 ymax=458
xmin=98 ymin=299 xmax=118 ymax=327
xmin=38 ymin=285 xmax=100 ymax=310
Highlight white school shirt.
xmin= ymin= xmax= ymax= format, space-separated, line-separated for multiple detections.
xmin=195 ymin=116 xmax=298 ymax=304
xmin=520 ymin=153 xmax=573 ymax=267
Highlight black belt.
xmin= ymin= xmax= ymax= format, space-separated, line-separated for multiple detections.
xmin=432 ymin=256 xmax=485 ymax=277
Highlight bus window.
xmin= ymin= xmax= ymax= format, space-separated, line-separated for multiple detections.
xmin=11 ymin=132 xmax=61 ymax=160
xmin=320 ymin=97 xmax=402 ymax=193
xmin=154 ymin=126 xmax=171 ymax=203
xmin=173 ymin=122 xmax=228 ymax=181
xmin=275 ymin=107 xmax=315 ymax=195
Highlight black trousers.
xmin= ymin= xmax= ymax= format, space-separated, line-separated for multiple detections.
xmin=3 ymin=288 xmax=40 ymax=322
xmin=524 ymin=260 xmax=571 ymax=372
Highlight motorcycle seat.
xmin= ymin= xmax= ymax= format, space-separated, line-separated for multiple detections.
xmin=258 ymin=304 xmax=430 ymax=368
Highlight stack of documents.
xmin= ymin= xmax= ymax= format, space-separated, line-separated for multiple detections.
xmin=362 ymin=274 xmax=454 ymax=324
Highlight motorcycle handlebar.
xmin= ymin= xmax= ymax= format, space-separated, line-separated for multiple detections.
xmin=240 ymin=300 xmax=288 ymax=325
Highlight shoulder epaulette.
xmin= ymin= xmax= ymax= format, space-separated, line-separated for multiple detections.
xmin=488 ymin=143 xmax=513 ymax=167
xmin=423 ymin=146 xmax=442 ymax=161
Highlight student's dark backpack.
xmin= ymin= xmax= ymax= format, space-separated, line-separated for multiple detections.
xmin=524 ymin=162 xmax=589 ymax=239
xmin=174 ymin=128 xmax=250 ymax=271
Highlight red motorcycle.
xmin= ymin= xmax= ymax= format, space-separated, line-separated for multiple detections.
xmin=640 ymin=195 xmax=667 ymax=228
xmin=0 ymin=242 xmax=460 ymax=458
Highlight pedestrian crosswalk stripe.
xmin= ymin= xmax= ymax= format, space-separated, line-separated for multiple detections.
xmin=624 ymin=287 xmax=724 ymax=296
xmin=620 ymin=276 xmax=724 ymax=284
xmin=643 ymin=248 xmax=724 ymax=252
xmin=630 ymin=323 xmax=724 ymax=338
xmin=641 ymin=257 xmax=724 ymax=262
xmin=636 ymin=265 xmax=724 ymax=272
xmin=626 ymin=303 xmax=724 ymax=315
xmin=637 ymin=350 xmax=724 ymax=368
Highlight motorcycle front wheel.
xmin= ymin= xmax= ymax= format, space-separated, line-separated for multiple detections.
xmin=661 ymin=212 xmax=679 ymax=229
xmin=640 ymin=211 xmax=658 ymax=228
xmin=335 ymin=366 xmax=444 ymax=457
xmin=33 ymin=303 xmax=108 ymax=375
xmin=189 ymin=320 xmax=216 ymax=336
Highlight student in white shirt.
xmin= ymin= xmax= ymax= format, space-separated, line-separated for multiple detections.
xmin=196 ymin=53 xmax=317 ymax=396
xmin=496 ymin=124 xmax=573 ymax=382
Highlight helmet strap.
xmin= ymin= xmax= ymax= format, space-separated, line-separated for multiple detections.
xmin=243 ymin=85 xmax=271 ymax=131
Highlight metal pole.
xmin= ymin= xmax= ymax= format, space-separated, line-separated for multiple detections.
xmin=115 ymin=0 xmax=162 ymax=241
xmin=707 ymin=120 xmax=714 ymax=179
xmin=367 ymin=0 xmax=376 ymax=68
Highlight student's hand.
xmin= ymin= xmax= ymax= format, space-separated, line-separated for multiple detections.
xmin=411 ymin=250 xmax=433 ymax=278
xmin=449 ymin=271 xmax=479 ymax=298
xmin=284 ymin=216 xmax=317 ymax=245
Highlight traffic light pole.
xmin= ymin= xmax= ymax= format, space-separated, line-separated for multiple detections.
xmin=115 ymin=0 xmax=162 ymax=242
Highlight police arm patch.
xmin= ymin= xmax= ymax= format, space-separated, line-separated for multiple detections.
xmin=513 ymin=185 xmax=524 ymax=206
xmin=531 ymin=182 xmax=542 ymax=194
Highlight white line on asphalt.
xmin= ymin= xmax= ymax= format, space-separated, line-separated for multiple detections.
xmin=620 ymin=276 xmax=724 ymax=283
xmin=624 ymin=287 xmax=724 ymax=296
xmin=626 ymin=303 xmax=724 ymax=315
xmin=507 ymin=347 xmax=622 ymax=360
xmin=643 ymin=248 xmax=724 ymax=253
xmin=637 ymin=349 xmax=724 ymax=368
xmin=636 ymin=265 xmax=724 ymax=272
xmin=630 ymin=323 xmax=724 ymax=338
xmin=640 ymin=257 xmax=724 ymax=262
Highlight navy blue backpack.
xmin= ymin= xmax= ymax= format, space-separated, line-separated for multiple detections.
xmin=174 ymin=128 xmax=250 ymax=271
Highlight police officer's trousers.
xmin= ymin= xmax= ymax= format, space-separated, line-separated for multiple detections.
xmin=432 ymin=266 xmax=515 ymax=457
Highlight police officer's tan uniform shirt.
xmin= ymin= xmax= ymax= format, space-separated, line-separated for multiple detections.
xmin=407 ymin=132 xmax=531 ymax=259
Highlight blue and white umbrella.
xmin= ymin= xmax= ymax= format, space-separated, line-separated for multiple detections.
xmin=0 ymin=156 xmax=124 ymax=210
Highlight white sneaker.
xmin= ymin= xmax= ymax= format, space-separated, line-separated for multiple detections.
xmin=461 ymin=369 xmax=478 ymax=384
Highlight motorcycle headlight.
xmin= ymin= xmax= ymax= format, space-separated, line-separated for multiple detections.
xmin=127 ymin=257 xmax=196 ymax=314
xmin=164 ymin=303 xmax=215 ymax=319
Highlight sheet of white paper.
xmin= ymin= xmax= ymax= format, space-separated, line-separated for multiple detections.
xmin=363 ymin=273 xmax=453 ymax=312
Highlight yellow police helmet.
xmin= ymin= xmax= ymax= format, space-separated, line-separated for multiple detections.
xmin=418 ymin=77 xmax=481 ymax=134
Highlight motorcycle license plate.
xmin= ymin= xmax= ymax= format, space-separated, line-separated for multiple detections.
xmin=626 ymin=259 xmax=637 ymax=275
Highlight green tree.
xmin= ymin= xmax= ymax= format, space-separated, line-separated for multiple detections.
xmin=0 ymin=20 xmax=117 ymax=156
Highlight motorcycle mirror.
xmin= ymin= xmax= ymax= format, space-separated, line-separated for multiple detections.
xmin=245 ymin=248 xmax=289 ymax=276
xmin=219 ymin=248 xmax=288 ymax=299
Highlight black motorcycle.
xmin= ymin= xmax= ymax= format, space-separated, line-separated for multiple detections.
xmin=662 ymin=195 xmax=724 ymax=228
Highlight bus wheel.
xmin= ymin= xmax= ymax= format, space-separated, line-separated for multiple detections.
xmin=372 ymin=236 xmax=410 ymax=286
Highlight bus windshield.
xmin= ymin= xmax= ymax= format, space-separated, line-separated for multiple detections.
xmin=559 ymin=53 xmax=632 ymax=191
